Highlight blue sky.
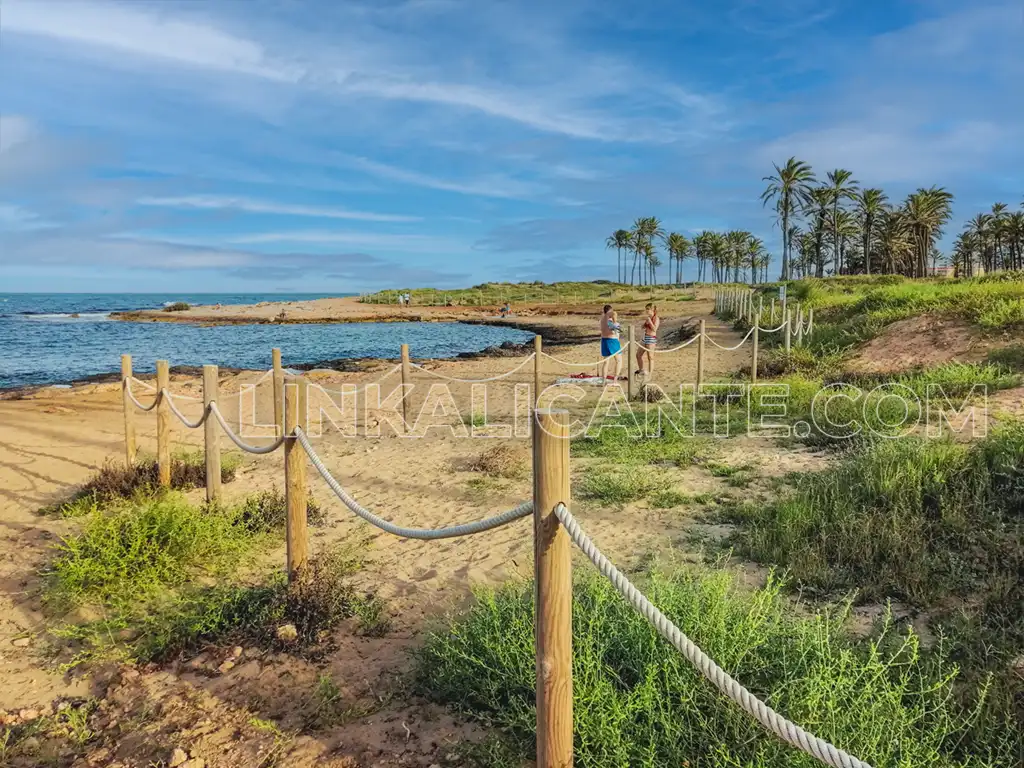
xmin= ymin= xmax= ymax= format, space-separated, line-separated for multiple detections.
xmin=0 ymin=0 xmax=1021 ymax=292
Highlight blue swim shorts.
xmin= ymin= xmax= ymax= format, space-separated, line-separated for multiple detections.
xmin=601 ymin=338 xmax=621 ymax=357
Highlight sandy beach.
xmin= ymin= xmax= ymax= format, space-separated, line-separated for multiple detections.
xmin=0 ymin=295 xmax=826 ymax=765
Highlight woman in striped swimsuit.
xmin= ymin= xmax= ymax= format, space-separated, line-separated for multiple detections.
xmin=635 ymin=303 xmax=660 ymax=377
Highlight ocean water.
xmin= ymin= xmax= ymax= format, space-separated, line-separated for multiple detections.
xmin=0 ymin=293 xmax=534 ymax=389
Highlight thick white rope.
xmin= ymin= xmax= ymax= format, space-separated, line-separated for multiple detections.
xmin=125 ymin=378 xmax=159 ymax=412
xmin=208 ymin=401 xmax=285 ymax=454
xmin=295 ymin=427 xmax=533 ymax=539
xmin=542 ymin=342 xmax=632 ymax=368
xmin=554 ymin=502 xmax=872 ymax=768
xmin=408 ymin=354 xmax=536 ymax=383
xmin=758 ymin=322 xmax=789 ymax=333
xmin=651 ymin=334 xmax=699 ymax=354
xmin=162 ymin=389 xmax=209 ymax=429
xmin=129 ymin=376 xmax=157 ymax=392
xmin=702 ymin=327 xmax=756 ymax=351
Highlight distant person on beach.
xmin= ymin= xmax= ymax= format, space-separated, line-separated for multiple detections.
xmin=600 ymin=304 xmax=623 ymax=381
xmin=636 ymin=303 xmax=659 ymax=378
xmin=500 ymin=302 xmax=511 ymax=317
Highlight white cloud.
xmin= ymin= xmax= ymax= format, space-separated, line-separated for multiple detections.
xmin=2 ymin=0 xmax=302 ymax=81
xmin=343 ymin=156 xmax=544 ymax=199
xmin=137 ymin=195 xmax=420 ymax=222
xmin=227 ymin=229 xmax=467 ymax=253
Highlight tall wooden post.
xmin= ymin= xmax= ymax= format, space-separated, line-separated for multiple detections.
xmin=121 ymin=354 xmax=136 ymax=467
xmin=807 ymin=307 xmax=815 ymax=338
xmin=770 ymin=298 xmax=776 ymax=324
xmin=785 ymin=309 xmax=792 ymax=353
xmin=532 ymin=409 xmax=573 ymax=768
xmin=203 ymin=365 xmax=221 ymax=504
xmin=696 ymin=319 xmax=706 ymax=389
xmin=272 ymin=348 xmax=284 ymax=437
xmin=284 ymin=375 xmax=309 ymax=580
xmin=534 ymin=335 xmax=544 ymax=405
xmin=627 ymin=325 xmax=636 ymax=400
xmin=401 ymin=343 xmax=411 ymax=431
xmin=751 ymin=325 xmax=759 ymax=384
xmin=757 ymin=296 xmax=764 ymax=326
xmin=796 ymin=304 xmax=805 ymax=347
xmin=156 ymin=359 xmax=171 ymax=486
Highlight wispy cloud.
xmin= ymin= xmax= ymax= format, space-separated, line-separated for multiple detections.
xmin=343 ymin=156 xmax=544 ymax=200
xmin=137 ymin=195 xmax=420 ymax=222
xmin=2 ymin=0 xmax=301 ymax=81
xmin=227 ymin=229 xmax=469 ymax=253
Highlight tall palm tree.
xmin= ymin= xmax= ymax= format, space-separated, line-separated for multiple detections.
xmin=1007 ymin=211 xmax=1024 ymax=271
xmin=666 ymin=232 xmax=690 ymax=285
xmin=606 ymin=229 xmax=631 ymax=283
xmin=824 ymin=169 xmax=859 ymax=275
xmin=628 ymin=216 xmax=665 ymax=285
xmin=832 ymin=209 xmax=860 ymax=275
xmin=693 ymin=231 xmax=713 ymax=283
xmin=805 ymin=187 xmax=832 ymax=276
xmin=964 ymin=213 xmax=992 ymax=273
xmin=746 ymin=234 xmax=766 ymax=284
xmin=990 ymin=203 xmax=1009 ymax=270
xmin=761 ymin=158 xmax=815 ymax=281
xmin=902 ymin=187 xmax=953 ymax=277
xmin=855 ymin=188 xmax=888 ymax=276
xmin=725 ymin=230 xmax=749 ymax=282
xmin=877 ymin=209 xmax=914 ymax=275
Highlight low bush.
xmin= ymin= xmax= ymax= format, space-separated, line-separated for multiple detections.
xmin=53 ymin=452 xmax=241 ymax=517
xmin=467 ymin=444 xmax=529 ymax=479
xmin=163 ymin=302 xmax=191 ymax=312
xmin=234 ymin=487 xmax=327 ymax=532
xmin=417 ymin=569 xmax=1020 ymax=766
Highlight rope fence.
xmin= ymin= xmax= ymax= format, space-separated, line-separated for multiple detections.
xmin=117 ymin=333 xmax=870 ymax=768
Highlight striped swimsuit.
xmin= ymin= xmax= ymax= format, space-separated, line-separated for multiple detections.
xmin=643 ymin=319 xmax=657 ymax=347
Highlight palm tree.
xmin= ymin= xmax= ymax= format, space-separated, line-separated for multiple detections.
xmin=832 ymin=209 xmax=860 ymax=275
xmin=855 ymin=188 xmax=888 ymax=276
xmin=666 ymin=232 xmax=690 ymax=285
xmin=877 ymin=209 xmax=913 ymax=275
xmin=964 ymin=213 xmax=992 ymax=273
xmin=902 ymin=187 xmax=953 ymax=277
xmin=1007 ymin=211 xmax=1024 ymax=271
xmin=693 ymin=231 xmax=713 ymax=282
xmin=761 ymin=158 xmax=815 ymax=281
xmin=628 ymin=217 xmax=664 ymax=285
xmin=991 ymin=203 xmax=1009 ymax=270
xmin=606 ymin=229 xmax=631 ymax=283
xmin=805 ymin=187 xmax=832 ymax=276
xmin=725 ymin=230 xmax=749 ymax=282
xmin=824 ymin=169 xmax=859 ymax=275
xmin=746 ymin=234 xmax=766 ymax=284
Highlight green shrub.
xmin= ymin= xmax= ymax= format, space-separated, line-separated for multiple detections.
xmin=577 ymin=466 xmax=666 ymax=504
xmin=52 ymin=452 xmax=241 ymax=517
xmin=46 ymin=492 xmax=252 ymax=608
xmin=417 ymin=570 xmax=1020 ymax=767
xmin=163 ymin=302 xmax=191 ymax=312
xmin=234 ymin=487 xmax=326 ymax=533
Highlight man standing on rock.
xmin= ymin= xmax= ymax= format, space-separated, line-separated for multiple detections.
xmin=600 ymin=304 xmax=623 ymax=381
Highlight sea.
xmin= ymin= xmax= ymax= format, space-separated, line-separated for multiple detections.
xmin=0 ymin=293 xmax=535 ymax=390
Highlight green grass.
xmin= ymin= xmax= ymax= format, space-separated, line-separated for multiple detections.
xmin=987 ymin=344 xmax=1024 ymax=371
xmin=361 ymin=280 xmax=679 ymax=307
xmin=724 ymin=426 xmax=1024 ymax=726
xmin=0 ymin=699 xmax=100 ymax=765
xmin=573 ymin=418 xmax=710 ymax=466
xmin=416 ymin=569 xmax=1020 ymax=767
xmin=46 ymin=492 xmax=254 ymax=609
xmin=577 ymin=466 xmax=667 ymax=505
xmin=45 ymin=487 xmax=359 ymax=668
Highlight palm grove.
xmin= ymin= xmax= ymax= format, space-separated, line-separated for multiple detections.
xmin=607 ymin=158 xmax=1024 ymax=283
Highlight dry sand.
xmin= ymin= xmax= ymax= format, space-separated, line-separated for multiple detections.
xmin=0 ymin=296 xmax=828 ymax=766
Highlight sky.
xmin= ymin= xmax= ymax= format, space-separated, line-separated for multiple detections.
xmin=0 ymin=0 xmax=1021 ymax=293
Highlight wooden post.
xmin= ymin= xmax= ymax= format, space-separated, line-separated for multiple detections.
xmin=785 ymin=309 xmax=792 ymax=353
xmin=696 ymin=319 xmax=706 ymax=389
xmin=534 ymin=335 xmax=543 ymax=405
xmin=627 ymin=324 xmax=635 ymax=400
xmin=284 ymin=375 xmax=308 ymax=580
xmin=771 ymin=298 xmax=776 ymax=324
xmin=758 ymin=296 xmax=764 ymax=326
xmin=272 ymin=348 xmax=284 ymax=437
xmin=156 ymin=359 xmax=171 ymax=486
xmin=121 ymin=354 xmax=136 ymax=467
xmin=751 ymin=325 xmax=759 ymax=383
xmin=797 ymin=305 xmax=805 ymax=347
xmin=807 ymin=307 xmax=815 ymax=338
xmin=203 ymin=365 xmax=221 ymax=504
xmin=401 ymin=343 xmax=411 ymax=432
xmin=532 ymin=409 xmax=573 ymax=768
